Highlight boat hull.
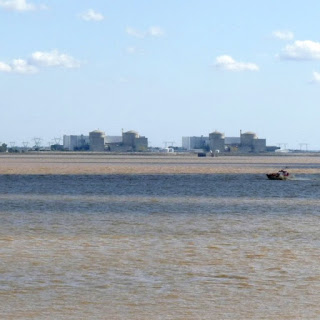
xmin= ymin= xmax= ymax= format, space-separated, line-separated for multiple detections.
xmin=266 ymin=174 xmax=289 ymax=180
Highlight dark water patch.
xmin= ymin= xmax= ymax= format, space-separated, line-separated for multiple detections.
xmin=0 ymin=174 xmax=320 ymax=199
xmin=2 ymin=198 xmax=320 ymax=215
xmin=0 ymin=174 xmax=320 ymax=216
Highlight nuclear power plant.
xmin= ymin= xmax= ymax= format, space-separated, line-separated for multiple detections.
xmin=3 ymin=127 xmax=281 ymax=153
xmin=63 ymin=129 xmax=148 ymax=152
xmin=183 ymin=130 xmax=278 ymax=153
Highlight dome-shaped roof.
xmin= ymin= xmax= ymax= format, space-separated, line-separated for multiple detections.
xmin=209 ymin=130 xmax=225 ymax=138
xmin=242 ymin=131 xmax=258 ymax=139
xmin=89 ymin=130 xmax=106 ymax=137
xmin=90 ymin=130 xmax=104 ymax=134
xmin=210 ymin=130 xmax=223 ymax=135
xmin=242 ymin=131 xmax=256 ymax=135
xmin=125 ymin=130 xmax=139 ymax=134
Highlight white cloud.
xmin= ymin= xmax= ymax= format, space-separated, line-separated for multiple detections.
xmin=148 ymin=26 xmax=165 ymax=37
xmin=0 ymin=59 xmax=37 ymax=74
xmin=30 ymin=50 xmax=81 ymax=68
xmin=126 ymin=26 xmax=165 ymax=38
xmin=214 ymin=55 xmax=259 ymax=72
xmin=280 ymin=40 xmax=320 ymax=60
xmin=0 ymin=0 xmax=45 ymax=11
xmin=0 ymin=50 xmax=80 ymax=75
xmin=12 ymin=59 xmax=38 ymax=73
xmin=273 ymin=30 xmax=294 ymax=40
xmin=310 ymin=71 xmax=320 ymax=84
xmin=126 ymin=27 xmax=145 ymax=38
xmin=0 ymin=61 xmax=11 ymax=72
xmin=80 ymin=9 xmax=104 ymax=22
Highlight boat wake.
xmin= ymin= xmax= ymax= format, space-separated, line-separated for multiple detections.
xmin=289 ymin=176 xmax=320 ymax=181
xmin=290 ymin=176 xmax=310 ymax=181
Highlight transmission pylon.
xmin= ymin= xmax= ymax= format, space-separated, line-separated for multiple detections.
xmin=163 ymin=141 xmax=176 ymax=148
xmin=299 ymin=143 xmax=308 ymax=151
xmin=33 ymin=137 xmax=42 ymax=149
xmin=53 ymin=137 xmax=62 ymax=145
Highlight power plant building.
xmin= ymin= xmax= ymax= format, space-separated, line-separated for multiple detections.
xmin=182 ymin=136 xmax=209 ymax=150
xmin=89 ymin=130 xmax=106 ymax=152
xmin=122 ymin=130 xmax=148 ymax=151
xmin=105 ymin=136 xmax=122 ymax=144
xmin=63 ymin=129 xmax=148 ymax=152
xmin=63 ymin=135 xmax=89 ymax=151
xmin=239 ymin=131 xmax=266 ymax=153
xmin=183 ymin=130 xmax=267 ymax=153
xmin=209 ymin=131 xmax=225 ymax=153
xmin=86 ymin=129 xmax=149 ymax=152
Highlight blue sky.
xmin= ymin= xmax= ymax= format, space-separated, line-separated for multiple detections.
xmin=1 ymin=0 xmax=320 ymax=149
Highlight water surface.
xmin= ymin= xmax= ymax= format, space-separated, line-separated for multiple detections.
xmin=1 ymin=173 xmax=320 ymax=319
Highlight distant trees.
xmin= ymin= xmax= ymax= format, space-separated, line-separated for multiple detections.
xmin=0 ymin=143 xmax=7 ymax=152
xmin=51 ymin=144 xmax=64 ymax=151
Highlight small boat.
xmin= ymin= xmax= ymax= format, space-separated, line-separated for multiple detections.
xmin=266 ymin=170 xmax=290 ymax=180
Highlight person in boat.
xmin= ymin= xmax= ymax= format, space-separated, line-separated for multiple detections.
xmin=276 ymin=171 xmax=282 ymax=178
xmin=278 ymin=169 xmax=289 ymax=177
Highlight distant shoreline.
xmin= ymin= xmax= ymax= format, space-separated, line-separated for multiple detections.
xmin=0 ymin=151 xmax=319 ymax=157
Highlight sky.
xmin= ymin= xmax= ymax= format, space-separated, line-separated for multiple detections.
xmin=1 ymin=0 xmax=320 ymax=149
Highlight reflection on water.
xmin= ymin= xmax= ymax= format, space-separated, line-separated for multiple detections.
xmin=1 ymin=174 xmax=320 ymax=319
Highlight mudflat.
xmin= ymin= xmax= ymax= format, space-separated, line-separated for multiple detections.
xmin=0 ymin=153 xmax=319 ymax=175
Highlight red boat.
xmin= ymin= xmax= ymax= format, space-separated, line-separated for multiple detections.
xmin=266 ymin=170 xmax=290 ymax=180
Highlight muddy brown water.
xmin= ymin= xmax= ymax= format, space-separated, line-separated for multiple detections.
xmin=1 ymin=154 xmax=320 ymax=319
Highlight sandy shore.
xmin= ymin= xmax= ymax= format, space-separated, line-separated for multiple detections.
xmin=0 ymin=153 xmax=320 ymax=175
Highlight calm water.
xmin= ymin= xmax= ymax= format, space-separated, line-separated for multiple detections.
xmin=1 ymin=174 xmax=320 ymax=319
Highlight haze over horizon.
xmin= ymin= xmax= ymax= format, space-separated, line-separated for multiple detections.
xmin=1 ymin=0 xmax=320 ymax=149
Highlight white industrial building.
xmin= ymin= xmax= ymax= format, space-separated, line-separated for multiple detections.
xmin=63 ymin=135 xmax=89 ymax=151
xmin=105 ymin=136 xmax=122 ymax=144
xmin=182 ymin=136 xmax=209 ymax=150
